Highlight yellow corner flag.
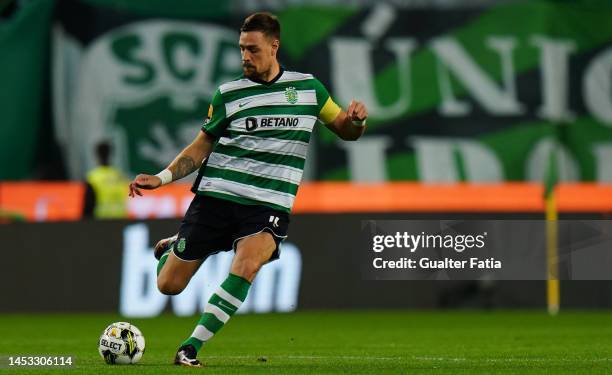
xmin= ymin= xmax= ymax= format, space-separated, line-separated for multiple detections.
xmin=544 ymin=147 xmax=559 ymax=315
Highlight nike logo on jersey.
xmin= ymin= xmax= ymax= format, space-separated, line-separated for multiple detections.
xmin=238 ymin=100 xmax=253 ymax=108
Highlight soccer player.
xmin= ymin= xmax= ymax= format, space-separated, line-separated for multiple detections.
xmin=128 ymin=12 xmax=367 ymax=367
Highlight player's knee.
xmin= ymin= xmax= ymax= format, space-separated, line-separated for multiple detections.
xmin=157 ymin=276 xmax=185 ymax=295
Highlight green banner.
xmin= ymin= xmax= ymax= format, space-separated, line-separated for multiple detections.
xmin=306 ymin=2 xmax=612 ymax=183
xmin=0 ymin=0 xmax=54 ymax=180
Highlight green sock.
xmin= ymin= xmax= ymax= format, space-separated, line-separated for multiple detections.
xmin=181 ymin=273 xmax=251 ymax=352
xmin=156 ymin=249 xmax=170 ymax=276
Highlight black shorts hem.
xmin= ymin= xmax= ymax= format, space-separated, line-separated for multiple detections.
xmin=232 ymin=226 xmax=287 ymax=262
xmin=170 ymin=248 xmax=211 ymax=262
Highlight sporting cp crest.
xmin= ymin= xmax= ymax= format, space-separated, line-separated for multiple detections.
xmin=176 ymin=238 xmax=186 ymax=253
xmin=285 ymin=87 xmax=298 ymax=104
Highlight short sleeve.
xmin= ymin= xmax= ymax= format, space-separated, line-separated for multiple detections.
xmin=202 ymin=89 xmax=228 ymax=137
xmin=313 ymin=79 xmax=341 ymax=125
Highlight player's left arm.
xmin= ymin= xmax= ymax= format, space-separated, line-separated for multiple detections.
xmin=314 ymin=78 xmax=367 ymax=141
xmin=324 ymin=100 xmax=368 ymax=141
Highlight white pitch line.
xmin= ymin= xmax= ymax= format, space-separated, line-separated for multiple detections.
xmin=204 ymin=355 xmax=400 ymax=361
xmin=411 ymin=357 xmax=612 ymax=363
xmin=413 ymin=357 xmax=466 ymax=362
xmin=202 ymin=355 xmax=612 ymax=363
xmin=286 ymin=355 xmax=399 ymax=361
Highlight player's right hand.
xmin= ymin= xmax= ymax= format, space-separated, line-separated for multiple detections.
xmin=128 ymin=174 xmax=162 ymax=197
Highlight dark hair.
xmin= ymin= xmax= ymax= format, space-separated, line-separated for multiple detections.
xmin=95 ymin=141 xmax=112 ymax=165
xmin=240 ymin=12 xmax=280 ymax=40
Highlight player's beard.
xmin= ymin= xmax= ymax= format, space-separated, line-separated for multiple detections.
xmin=243 ymin=62 xmax=276 ymax=82
xmin=242 ymin=64 xmax=260 ymax=80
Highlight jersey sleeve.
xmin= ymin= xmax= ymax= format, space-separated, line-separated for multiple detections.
xmin=202 ymin=89 xmax=228 ymax=137
xmin=313 ymin=78 xmax=341 ymax=125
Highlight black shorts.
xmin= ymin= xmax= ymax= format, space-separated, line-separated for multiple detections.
xmin=171 ymin=194 xmax=290 ymax=262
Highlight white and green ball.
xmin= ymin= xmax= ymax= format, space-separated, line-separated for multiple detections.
xmin=98 ymin=322 xmax=145 ymax=364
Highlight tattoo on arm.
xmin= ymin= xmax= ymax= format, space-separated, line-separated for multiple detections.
xmin=172 ymin=156 xmax=197 ymax=180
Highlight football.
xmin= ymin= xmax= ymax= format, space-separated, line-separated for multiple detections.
xmin=98 ymin=322 xmax=145 ymax=364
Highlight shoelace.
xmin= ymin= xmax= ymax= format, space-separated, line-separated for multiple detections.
xmin=178 ymin=351 xmax=198 ymax=363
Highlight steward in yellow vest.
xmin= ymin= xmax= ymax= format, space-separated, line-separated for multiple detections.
xmin=83 ymin=142 xmax=129 ymax=219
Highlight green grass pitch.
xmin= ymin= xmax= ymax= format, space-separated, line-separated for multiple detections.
xmin=1 ymin=310 xmax=611 ymax=374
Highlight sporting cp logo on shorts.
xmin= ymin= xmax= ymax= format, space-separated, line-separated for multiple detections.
xmin=176 ymin=238 xmax=186 ymax=253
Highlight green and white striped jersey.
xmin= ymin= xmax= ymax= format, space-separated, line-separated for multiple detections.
xmin=197 ymin=69 xmax=341 ymax=213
